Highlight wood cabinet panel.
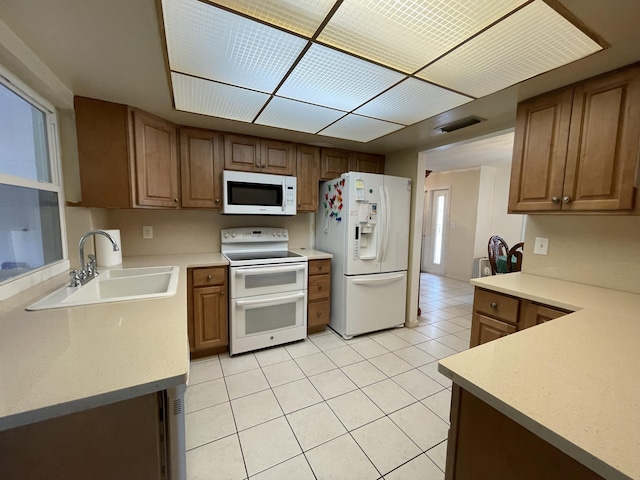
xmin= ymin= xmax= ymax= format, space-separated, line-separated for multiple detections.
xmin=520 ymin=300 xmax=570 ymax=330
xmin=180 ymin=128 xmax=223 ymax=209
xmin=296 ymin=145 xmax=320 ymax=212
xmin=308 ymin=300 xmax=330 ymax=329
xmin=320 ymin=149 xmax=351 ymax=180
xmin=308 ymin=259 xmax=331 ymax=276
xmin=470 ymin=314 xmax=516 ymax=347
xmin=308 ymin=274 xmax=330 ymax=302
xmin=224 ymin=134 xmax=261 ymax=172
xmin=473 ymin=288 xmax=520 ymax=324
xmin=350 ymin=153 xmax=385 ymax=174
xmin=193 ymin=285 xmax=228 ymax=351
xmin=262 ymin=139 xmax=296 ymax=175
xmin=192 ymin=267 xmax=226 ymax=287
xmin=307 ymin=259 xmax=331 ymax=334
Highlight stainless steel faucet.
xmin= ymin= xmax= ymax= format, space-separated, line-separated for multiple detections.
xmin=72 ymin=230 xmax=120 ymax=286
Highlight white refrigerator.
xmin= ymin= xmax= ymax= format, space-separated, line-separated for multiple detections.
xmin=316 ymin=172 xmax=412 ymax=339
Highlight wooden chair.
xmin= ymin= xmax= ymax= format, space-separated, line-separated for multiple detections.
xmin=487 ymin=235 xmax=509 ymax=275
xmin=507 ymin=242 xmax=524 ymax=272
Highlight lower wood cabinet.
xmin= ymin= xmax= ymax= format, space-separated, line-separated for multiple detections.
xmin=188 ymin=266 xmax=228 ymax=357
xmin=471 ymin=287 xmax=571 ymax=348
xmin=307 ymin=259 xmax=331 ymax=334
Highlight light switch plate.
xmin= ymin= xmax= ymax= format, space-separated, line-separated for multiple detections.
xmin=143 ymin=226 xmax=153 ymax=239
xmin=533 ymin=236 xmax=549 ymax=255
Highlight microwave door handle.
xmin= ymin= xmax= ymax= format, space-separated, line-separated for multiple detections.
xmin=282 ymin=181 xmax=286 ymax=212
xmin=236 ymin=292 xmax=306 ymax=307
xmin=235 ymin=264 xmax=306 ymax=276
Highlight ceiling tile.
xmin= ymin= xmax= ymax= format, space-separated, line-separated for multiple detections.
xmin=354 ymin=78 xmax=472 ymax=125
xmin=210 ymin=0 xmax=335 ymax=37
xmin=256 ymin=96 xmax=346 ymax=133
xmin=319 ymin=114 xmax=403 ymax=143
xmin=416 ymin=0 xmax=603 ymax=97
xmin=317 ymin=0 xmax=528 ymax=73
xmin=162 ymin=0 xmax=307 ymax=92
xmin=278 ymin=43 xmax=406 ymax=112
xmin=171 ymin=72 xmax=269 ymax=122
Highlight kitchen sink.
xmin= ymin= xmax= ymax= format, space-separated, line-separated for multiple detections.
xmin=26 ymin=266 xmax=179 ymax=310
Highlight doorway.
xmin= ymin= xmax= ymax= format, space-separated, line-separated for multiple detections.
xmin=421 ymin=187 xmax=450 ymax=275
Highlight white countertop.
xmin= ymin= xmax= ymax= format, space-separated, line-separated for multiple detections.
xmin=289 ymin=248 xmax=333 ymax=260
xmin=0 ymin=253 xmax=228 ymax=432
xmin=438 ymin=273 xmax=640 ymax=480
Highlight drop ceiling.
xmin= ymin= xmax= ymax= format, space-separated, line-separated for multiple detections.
xmin=160 ymin=0 xmax=602 ymax=142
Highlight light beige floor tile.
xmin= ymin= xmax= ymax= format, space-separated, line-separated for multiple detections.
xmin=394 ymin=346 xmax=438 ymax=367
xmin=362 ymin=378 xmax=415 ymax=414
xmin=185 ymin=378 xmax=228 ymax=413
xmin=186 ymin=434 xmax=246 ymax=480
xmin=415 ymin=340 xmax=458 ymax=359
xmin=349 ymin=339 xmax=389 ymax=359
xmin=231 ymin=389 xmax=284 ymax=431
xmin=351 ymin=417 xmax=421 ymax=476
xmin=225 ymin=368 xmax=270 ymax=400
xmin=436 ymin=334 xmax=470 ymax=352
xmin=431 ymin=320 xmax=466 ymax=334
xmin=250 ymin=454 xmax=314 ymax=480
xmin=239 ymin=417 xmax=302 ymax=477
xmin=448 ymin=316 xmax=472 ymax=328
xmin=305 ymin=434 xmax=379 ymax=480
xmin=393 ymin=328 xmax=432 ymax=345
xmin=384 ymin=453 xmax=444 ymax=480
xmin=189 ymin=357 xmax=222 ymax=385
xmin=308 ymin=329 xmax=332 ymax=337
xmin=372 ymin=334 xmax=412 ymax=351
xmin=422 ymin=389 xmax=452 ymax=424
xmin=414 ymin=325 xmax=449 ymax=339
xmin=389 ymin=402 xmax=449 ymax=450
xmin=308 ymin=369 xmax=358 ymax=400
xmin=426 ymin=441 xmax=448 ymax=472
xmin=368 ymin=353 xmax=413 ymax=377
xmin=341 ymin=360 xmax=387 ymax=388
xmin=422 ymin=301 xmax=450 ymax=310
xmin=272 ymin=378 xmax=323 ymax=414
xmin=323 ymin=345 xmax=365 ymax=367
xmin=430 ymin=309 xmax=459 ymax=320
xmin=418 ymin=362 xmax=453 ymax=388
xmin=262 ymin=360 xmax=305 ymax=387
xmin=327 ymin=389 xmax=384 ymax=431
xmin=341 ymin=334 xmax=372 ymax=345
xmin=392 ymin=369 xmax=446 ymax=400
xmin=254 ymin=346 xmax=292 ymax=367
xmin=294 ymin=352 xmax=337 ymax=377
xmin=285 ymin=339 xmax=320 ymax=358
xmin=454 ymin=329 xmax=472 ymax=342
xmin=439 ymin=297 xmax=465 ymax=307
xmin=287 ymin=402 xmax=347 ymax=451
xmin=186 ymin=402 xmax=236 ymax=450
xmin=309 ymin=333 xmax=347 ymax=351
xmin=441 ymin=306 xmax=469 ymax=317
xmin=220 ymin=353 xmax=260 ymax=376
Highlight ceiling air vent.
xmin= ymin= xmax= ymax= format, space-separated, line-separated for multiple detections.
xmin=436 ymin=115 xmax=486 ymax=133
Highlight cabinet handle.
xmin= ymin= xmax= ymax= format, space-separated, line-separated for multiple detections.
xmin=317 ymin=285 xmax=322 ymax=290
xmin=551 ymin=196 xmax=560 ymax=203
xmin=207 ymin=274 xmax=212 ymax=280
xmin=262 ymin=163 xmax=266 ymax=168
xmin=298 ymin=203 xmax=301 ymax=207
xmin=174 ymin=198 xmax=179 ymax=203
xmin=317 ymin=265 xmax=323 ymax=270
xmin=562 ymin=196 xmax=571 ymax=203
xmin=220 ymin=290 xmax=224 ymax=296
xmin=316 ymin=311 xmax=322 ymax=317
xmin=215 ymin=198 xmax=220 ymax=203
xmin=490 ymin=302 xmax=498 ymax=309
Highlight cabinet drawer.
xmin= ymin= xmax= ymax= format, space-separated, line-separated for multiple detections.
xmin=309 ymin=274 xmax=330 ymax=301
xmin=308 ymin=300 xmax=330 ymax=328
xmin=473 ymin=288 xmax=520 ymax=324
xmin=470 ymin=313 xmax=517 ymax=347
xmin=192 ymin=267 xmax=226 ymax=287
xmin=309 ymin=259 xmax=331 ymax=276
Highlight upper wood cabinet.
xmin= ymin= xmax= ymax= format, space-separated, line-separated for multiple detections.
xmin=224 ymin=134 xmax=295 ymax=175
xmin=509 ymin=64 xmax=640 ymax=214
xmin=180 ymin=128 xmax=223 ymax=209
xmin=350 ymin=152 xmax=385 ymax=174
xmin=320 ymin=148 xmax=351 ymax=180
xmin=75 ymin=96 xmax=179 ymax=209
xmin=296 ymin=145 xmax=320 ymax=212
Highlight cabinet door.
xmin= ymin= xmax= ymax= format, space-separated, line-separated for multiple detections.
xmin=351 ymin=153 xmax=385 ymax=174
xmin=132 ymin=110 xmax=179 ymax=208
xmin=193 ymin=285 xmax=228 ymax=351
xmin=262 ymin=139 xmax=296 ymax=175
xmin=296 ymin=145 xmax=320 ymax=212
xmin=470 ymin=314 xmax=516 ymax=347
xmin=563 ymin=66 xmax=640 ymax=211
xmin=180 ymin=128 xmax=223 ymax=209
xmin=320 ymin=148 xmax=351 ymax=180
xmin=224 ymin=134 xmax=261 ymax=172
xmin=520 ymin=301 xmax=570 ymax=330
xmin=508 ymin=89 xmax=573 ymax=213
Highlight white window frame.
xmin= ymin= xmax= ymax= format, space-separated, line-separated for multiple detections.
xmin=0 ymin=62 xmax=69 ymax=301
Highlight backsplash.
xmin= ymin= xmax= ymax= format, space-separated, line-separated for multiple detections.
xmin=522 ymin=215 xmax=640 ymax=294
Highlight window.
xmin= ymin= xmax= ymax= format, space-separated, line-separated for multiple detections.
xmin=0 ymin=64 xmax=68 ymax=300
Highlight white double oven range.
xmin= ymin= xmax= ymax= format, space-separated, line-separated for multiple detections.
xmin=221 ymin=227 xmax=308 ymax=355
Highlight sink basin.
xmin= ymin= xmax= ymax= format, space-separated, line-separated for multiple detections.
xmin=27 ymin=266 xmax=180 ymax=310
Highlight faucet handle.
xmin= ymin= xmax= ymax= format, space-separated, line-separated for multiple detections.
xmin=69 ymin=269 xmax=81 ymax=287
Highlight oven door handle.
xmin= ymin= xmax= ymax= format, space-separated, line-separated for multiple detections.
xmin=235 ymin=264 xmax=306 ymax=276
xmin=236 ymin=292 xmax=306 ymax=307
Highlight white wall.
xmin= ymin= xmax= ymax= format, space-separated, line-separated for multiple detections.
xmin=490 ymin=162 xmax=524 ymax=248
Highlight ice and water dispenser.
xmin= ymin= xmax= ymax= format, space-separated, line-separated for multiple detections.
xmin=353 ymin=178 xmax=378 ymax=260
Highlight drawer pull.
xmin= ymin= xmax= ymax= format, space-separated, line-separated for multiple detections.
xmin=207 ymin=274 xmax=212 ymax=280
xmin=317 ymin=265 xmax=323 ymax=270
xmin=316 ymin=311 xmax=322 ymax=317
xmin=490 ymin=302 xmax=498 ymax=309
xmin=317 ymin=285 xmax=322 ymax=290
xmin=220 ymin=290 xmax=224 ymax=296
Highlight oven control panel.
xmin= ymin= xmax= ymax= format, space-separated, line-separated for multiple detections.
xmin=221 ymin=227 xmax=288 ymax=243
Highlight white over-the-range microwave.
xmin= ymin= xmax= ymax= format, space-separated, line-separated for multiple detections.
xmin=223 ymin=170 xmax=297 ymax=215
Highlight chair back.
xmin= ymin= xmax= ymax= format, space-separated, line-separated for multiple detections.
xmin=487 ymin=235 xmax=509 ymax=275
xmin=507 ymin=242 xmax=524 ymax=272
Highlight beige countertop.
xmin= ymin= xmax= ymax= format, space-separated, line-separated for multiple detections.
xmin=439 ymin=273 xmax=640 ymax=480
xmin=0 ymin=253 xmax=228 ymax=432
xmin=289 ymin=248 xmax=333 ymax=260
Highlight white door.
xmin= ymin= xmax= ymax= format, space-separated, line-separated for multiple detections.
xmin=424 ymin=187 xmax=450 ymax=275
xmin=380 ymin=175 xmax=411 ymax=273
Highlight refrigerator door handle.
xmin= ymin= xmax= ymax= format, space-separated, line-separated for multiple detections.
xmin=350 ymin=272 xmax=405 ymax=285
xmin=384 ymin=185 xmax=391 ymax=262
xmin=378 ymin=186 xmax=386 ymax=262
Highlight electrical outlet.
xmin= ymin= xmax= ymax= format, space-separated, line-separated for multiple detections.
xmin=533 ymin=236 xmax=549 ymax=255
xmin=142 ymin=226 xmax=153 ymax=239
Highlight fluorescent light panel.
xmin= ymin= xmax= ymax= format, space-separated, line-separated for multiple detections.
xmin=319 ymin=114 xmax=403 ymax=143
xmin=416 ymin=0 xmax=603 ymax=97
xmin=162 ymin=0 xmax=306 ymax=93
xmin=256 ymin=96 xmax=346 ymax=134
